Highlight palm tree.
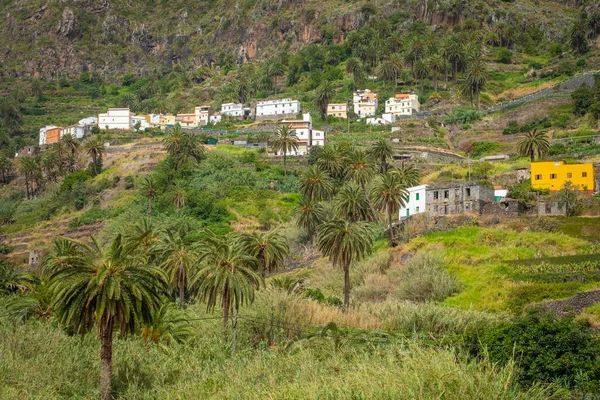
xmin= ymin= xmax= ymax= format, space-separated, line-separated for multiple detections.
xmin=51 ymin=141 xmax=68 ymax=174
xmin=394 ymin=164 xmax=421 ymax=187
xmin=570 ymin=19 xmax=589 ymax=54
xmin=345 ymin=57 xmax=363 ymax=88
xmin=518 ymin=129 xmax=550 ymax=162
xmin=345 ymin=149 xmax=376 ymax=217
xmin=334 ymin=184 xmax=374 ymax=222
xmin=153 ymin=229 xmax=199 ymax=309
xmin=171 ymin=184 xmax=186 ymax=209
xmin=61 ymin=133 xmax=79 ymax=158
xmin=40 ymin=151 xmax=59 ymax=182
xmin=429 ymin=54 xmax=445 ymax=92
xmin=0 ymin=156 xmax=12 ymax=184
xmin=239 ymin=230 xmax=289 ymax=278
xmin=195 ymin=233 xmax=261 ymax=332
xmin=18 ymin=156 xmax=39 ymax=199
xmin=317 ymin=219 xmax=374 ymax=312
xmin=368 ymin=138 xmax=394 ymax=173
xmin=413 ymin=60 xmax=431 ymax=93
xmin=123 ymin=217 xmax=162 ymax=256
xmin=296 ymin=198 xmax=325 ymax=243
xmin=83 ymin=137 xmax=104 ymax=175
xmin=45 ymin=235 xmax=168 ymax=400
xmin=162 ymin=128 xmax=205 ymax=169
xmin=377 ymin=61 xmax=397 ymax=90
xmin=271 ymin=125 xmax=299 ymax=176
xmin=370 ymin=172 xmax=408 ymax=244
xmin=316 ymin=144 xmax=345 ymax=178
xmin=315 ymin=81 xmax=336 ymax=118
xmin=299 ymin=165 xmax=335 ymax=201
xmin=0 ymin=262 xmax=31 ymax=295
xmin=462 ymin=61 xmax=489 ymax=109
xmin=140 ymin=176 xmax=158 ymax=216
xmin=141 ymin=303 xmax=193 ymax=344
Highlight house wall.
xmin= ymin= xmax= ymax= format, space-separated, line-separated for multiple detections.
xmin=221 ymin=103 xmax=244 ymax=117
xmin=255 ymin=99 xmax=300 ymax=120
xmin=326 ymin=104 xmax=347 ymax=118
xmin=426 ymin=184 xmax=495 ymax=215
xmin=538 ymin=200 xmax=566 ymax=216
xmin=531 ymin=161 xmax=595 ymax=192
xmin=98 ymin=108 xmax=131 ymax=130
xmin=45 ymin=127 xmax=62 ymax=144
xmin=385 ymin=96 xmax=420 ymax=116
xmin=399 ymin=185 xmax=428 ymax=218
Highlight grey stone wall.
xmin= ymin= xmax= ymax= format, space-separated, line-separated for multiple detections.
xmin=425 ymin=183 xmax=495 ymax=215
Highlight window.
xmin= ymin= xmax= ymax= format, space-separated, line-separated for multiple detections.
xmin=583 ymin=172 xmax=588 ymax=177
xmin=567 ymin=173 xmax=572 ymax=178
xmin=434 ymin=191 xmax=439 ymax=200
xmin=465 ymin=203 xmax=471 ymax=210
xmin=550 ymin=174 xmax=557 ymax=179
xmin=535 ymin=174 xmax=542 ymax=180
xmin=444 ymin=190 xmax=449 ymax=199
xmin=415 ymin=206 xmax=420 ymax=213
xmin=416 ymin=193 xmax=420 ymax=201
xmin=466 ymin=188 xmax=471 ymax=197
xmin=433 ymin=205 xmax=439 ymax=212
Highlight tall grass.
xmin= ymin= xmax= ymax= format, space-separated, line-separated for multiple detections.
xmin=0 ymin=312 xmax=552 ymax=399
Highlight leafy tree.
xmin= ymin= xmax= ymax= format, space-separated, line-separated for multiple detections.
xmin=153 ymin=229 xmax=199 ymax=308
xmin=368 ymin=138 xmax=394 ymax=173
xmin=571 ymin=85 xmax=593 ymax=116
xmin=518 ymin=129 xmax=550 ymax=162
xmin=555 ymin=182 xmax=583 ymax=217
xmin=370 ymin=172 xmax=408 ymax=244
xmin=83 ymin=137 xmax=104 ymax=175
xmin=195 ymin=233 xmax=261 ymax=332
xmin=296 ymin=198 xmax=326 ymax=243
xmin=239 ymin=229 xmax=290 ymax=278
xmin=317 ymin=219 xmax=374 ymax=312
xmin=315 ymin=81 xmax=336 ymax=118
xmin=299 ymin=165 xmax=335 ymax=201
xmin=271 ymin=125 xmax=299 ymax=176
xmin=497 ymin=48 xmax=512 ymax=64
xmin=45 ymin=236 xmax=168 ymax=400
xmin=140 ymin=175 xmax=158 ymax=216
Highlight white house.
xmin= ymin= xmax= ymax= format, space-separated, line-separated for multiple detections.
xmin=366 ymin=113 xmax=396 ymax=125
xmin=385 ymin=93 xmax=420 ymax=116
xmin=353 ymin=89 xmax=378 ymax=118
xmin=494 ymin=186 xmax=508 ymax=201
xmin=278 ymin=113 xmax=325 ymax=156
xmin=399 ymin=185 xmax=428 ymax=219
xmin=148 ymin=114 xmax=162 ymax=125
xmin=60 ymin=125 xmax=85 ymax=139
xmin=256 ymin=98 xmax=300 ymax=120
xmin=209 ymin=114 xmax=222 ymax=124
xmin=98 ymin=108 xmax=133 ymax=130
xmin=131 ymin=115 xmax=151 ymax=130
xmin=221 ymin=103 xmax=245 ymax=117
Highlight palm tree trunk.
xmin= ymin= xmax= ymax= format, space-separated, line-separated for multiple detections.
xmin=343 ymin=264 xmax=350 ymax=313
xmin=388 ymin=207 xmax=394 ymax=245
xmin=179 ymin=280 xmax=185 ymax=309
xmin=381 ymin=156 xmax=387 ymax=174
xmin=476 ymin=89 xmax=480 ymax=110
xmin=232 ymin=309 xmax=238 ymax=358
xmin=92 ymin=153 xmax=98 ymax=175
xmin=361 ymin=181 xmax=377 ymax=221
xmin=100 ymin=317 xmax=114 ymax=400
xmin=452 ymin=62 xmax=457 ymax=83
xmin=25 ymin=177 xmax=30 ymax=200
xmin=434 ymin=70 xmax=438 ymax=92
xmin=222 ymin=288 xmax=230 ymax=338
xmin=148 ymin=196 xmax=153 ymax=216
xmin=283 ymin=153 xmax=287 ymax=176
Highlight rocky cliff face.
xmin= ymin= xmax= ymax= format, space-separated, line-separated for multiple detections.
xmin=0 ymin=0 xmax=581 ymax=80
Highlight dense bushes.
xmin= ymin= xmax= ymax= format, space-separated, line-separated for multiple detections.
xmin=467 ymin=310 xmax=600 ymax=393
xmin=392 ymin=253 xmax=463 ymax=302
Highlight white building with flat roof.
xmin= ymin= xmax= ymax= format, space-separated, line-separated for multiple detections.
xmin=98 ymin=108 xmax=133 ymax=130
xmin=221 ymin=103 xmax=245 ymax=117
xmin=353 ymin=89 xmax=378 ymax=118
xmin=60 ymin=125 xmax=85 ymax=139
xmin=256 ymin=98 xmax=300 ymax=120
xmin=399 ymin=185 xmax=428 ymax=219
xmin=131 ymin=115 xmax=151 ymax=130
xmin=278 ymin=113 xmax=325 ymax=156
xmin=385 ymin=93 xmax=420 ymax=116
xmin=39 ymin=125 xmax=58 ymax=145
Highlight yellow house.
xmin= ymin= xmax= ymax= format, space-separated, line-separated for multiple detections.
xmin=531 ymin=161 xmax=595 ymax=193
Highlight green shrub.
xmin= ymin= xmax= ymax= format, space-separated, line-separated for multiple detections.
xmin=392 ymin=253 xmax=463 ymax=302
xmin=0 ymin=244 xmax=13 ymax=254
xmin=444 ymin=109 xmax=484 ymax=125
xmin=503 ymin=120 xmax=520 ymax=135
xmin=466 ymin=310 xmax=600 ymax=392
xmin=470 ymin=141 xmax=502 ymax=159
xmin=497 ymin=48 xmax=513 ymax=64
xmin=124 ymin=176 xmax=135 ymax=190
